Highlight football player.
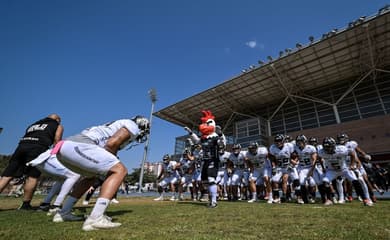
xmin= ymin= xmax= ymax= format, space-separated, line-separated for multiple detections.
xmin=244 ymin=142 xmax=271 ymax=203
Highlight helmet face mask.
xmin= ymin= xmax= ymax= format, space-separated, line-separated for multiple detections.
xmin=232 ymin=144 xmax=241 ymax=155
xmin=323 ymin=137 xmax=336 ymax=154
xmin=162 ymin=154 xmax=170 ymax=163
xmin=295 ymin=134 xmax=307 ymax=149
xmin=274 ymin=134 xmax=285 ymax=148
xmin=247 ymin=142 xmax=258 ymax=155
xmin=336 ymin=133 xmax=349 ymax=145
xmin=308 ymin=137 xmax=318 ymax=146
xmin=132 ymin=116 xmax=150 ymax=143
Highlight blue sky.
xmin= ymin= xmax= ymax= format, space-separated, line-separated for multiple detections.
xmin=0 ymin=0 xmax=387 ymax=172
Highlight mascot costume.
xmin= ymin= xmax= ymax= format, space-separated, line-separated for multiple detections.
xmin=184 ymin=110 xmax=225 ymax=208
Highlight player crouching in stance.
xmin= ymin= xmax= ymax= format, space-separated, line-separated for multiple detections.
xmin=52 ymin=116 xmax=150 ymax=231
xmin=154 ymin=154 xmax=180 ymax=201
xmin=184 ymin=110 xmax=226 ymax=208
xmin=318 ymin=137 xmax=373 ymax=206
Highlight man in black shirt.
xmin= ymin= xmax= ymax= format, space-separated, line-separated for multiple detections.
xmin=0 ymin=114 xmax=63 ymax=209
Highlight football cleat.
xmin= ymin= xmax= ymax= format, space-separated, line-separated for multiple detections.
xmin=53 ymin=212 xmax=84 ymax=222
xmin=324 ymin=200 xmax=333 ymax=206
xmin=82 ymin=215 xmax=121 ymax=231
xmin=337 ymin=199 xmax=346 ymax=204
xmin=18 ymin=202 xmax=34 ymax=211
xmin=38 ymin=203 xmax=50 ymax=212
xmin=272 ymin=198 xmax=281 ymax=204
xmin=208 ymin=202 xmax=218 ymax=208
xmin=153 ymin=196 xmax=164 ymax=201
xmin=47 ymin=206 xmax=61 ymax=216
xmin=110 ymin=198 xmax=119 ymax=204
xmin=363 ymin=199 xmax=373 ymax=207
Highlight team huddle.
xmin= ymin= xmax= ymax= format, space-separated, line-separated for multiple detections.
xmin=155 ymin=132 xmax=382 ymax=207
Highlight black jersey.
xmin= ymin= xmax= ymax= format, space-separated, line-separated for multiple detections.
xmin=19 ymin=117 xmax=59 ymax=148
xmin=201 ymin=136 xmax=220 ymax=161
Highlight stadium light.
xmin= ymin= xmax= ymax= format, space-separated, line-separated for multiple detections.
xmin=138 ymin=88 xmax=157 ymax=193
xmin=285 ymin=48 xmax=292 ymax=54
xmin=308 ymin=36 xmax=315 ymax=43
xmin=279 ymin=51 xmax=284 ymax=57
xmin=242 ymin=69 xmax=248 ymax=73
xmin=249 ymin=65 xmax=256 ymax=70
xmin=379 ymin=5 xmax=390 ymax=15
xmin=267 ymin=56 xmax=273 ymax=61
xmin=296 ymin=43 xmax=303 ymax=49
xmin=258 ymin=60 xmax=265 ymax=65
xmin=355 ymin=16 xmax=366 ymax=25
xmin=327 ymin=29 xmax=338 ymax=37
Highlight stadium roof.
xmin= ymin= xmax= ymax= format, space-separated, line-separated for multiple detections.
xmin=154 ymin=9 xmax=390 ymax=132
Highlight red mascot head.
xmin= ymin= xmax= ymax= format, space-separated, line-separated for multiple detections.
xmin=199 ymin=110 xmax=216 ymax=139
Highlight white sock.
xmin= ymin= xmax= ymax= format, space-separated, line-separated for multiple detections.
xmin=209 ymin=185 xmax=217 ymax=203
xmin=336 ymin=180 xmax=344 ymax=201
xmin=60 ymin=196 xmax=78 ymax=215
xmin=90 ymin=198 xmax=110 ymax=219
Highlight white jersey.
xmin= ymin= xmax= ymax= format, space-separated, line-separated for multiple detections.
xmin=344 ymin=140 xmax=358 ymax=152
xmin=343 ymin=140 xmax=359 ymax=166
xmin=244 ymin=146 xmax=270 ymax=169
xmin=269 ymin=142 xmax=295 ymax=169
xmin=219 ymin=151 xmax=231 ymax=169
xmin=228 ymin=151 xmax=246 ymax=170
xmin=178 ymin=157 xmax=194 ymax=176
xmin=318 ymin=145 xmax=351 ymax=171
xmin=162 ymin=160 xmax=178 ymax=176
xmin=81 ymin=119 xmax=140 ymax=149
xmin=315 ymin=144 xmax=323 ymax=152
xmin=294 ymin=144 xmax=317 ymax=168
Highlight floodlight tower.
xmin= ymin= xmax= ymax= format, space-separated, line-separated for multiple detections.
xmin=138 ymin=88 xmax=157 ymax=192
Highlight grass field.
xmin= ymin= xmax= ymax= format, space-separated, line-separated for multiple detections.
xmin=0 ymin=195 xmax=389 ymax=240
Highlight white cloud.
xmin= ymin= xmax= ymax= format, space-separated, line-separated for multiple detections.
xmin=245 ymin=40 xmax=257 ymax=48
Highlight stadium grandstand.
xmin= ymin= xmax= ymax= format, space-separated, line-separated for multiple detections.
xmin=154 ymin=6 xmax=390 ymax=163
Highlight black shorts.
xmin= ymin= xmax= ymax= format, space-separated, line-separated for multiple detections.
xmin=201 ymin=159 xmax=219 ymax=181
xmin=1 ymin=143 xmax=45 ymax=178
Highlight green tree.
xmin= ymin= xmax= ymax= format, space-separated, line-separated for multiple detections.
xmin=125 ymin=168 xmax=157 ymax=185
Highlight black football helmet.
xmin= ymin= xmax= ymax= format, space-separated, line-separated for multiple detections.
xmin=162 ymin=154 xmax=170 ymax=163
xmin=274 ymin=134 xmax=285 ymax=148
xmin=232 ymin=144 xmax=241 ymax=155
xmin=247 ymin=142 xmax=258 ymax=155
xmin=296 ymin=134 xmax=307 ymax=149
xmin=284 ymin=134 xmax=292 ymax=143
xmin=336 ymin=133 xmax=349 ymax=145
xmin=308 ymin=137 xmax=318 ymax=146
xmin=323 ymin=137 xmax=336 ymax=154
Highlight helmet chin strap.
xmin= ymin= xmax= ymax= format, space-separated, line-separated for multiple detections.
xmin=125 ymin=142 xmax=141 ymax=150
